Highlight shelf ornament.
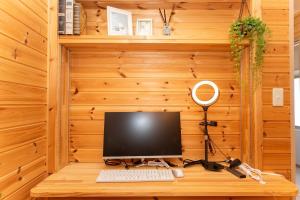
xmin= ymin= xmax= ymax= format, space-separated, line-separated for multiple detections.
xmin=229 ymin=0 xmax=269 ymax=88
xmin=159 ymin=5 xmax=175 ymax=36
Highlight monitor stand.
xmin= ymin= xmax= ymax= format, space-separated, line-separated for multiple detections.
xmin=135 ymin=158 xmax=170 ymax=168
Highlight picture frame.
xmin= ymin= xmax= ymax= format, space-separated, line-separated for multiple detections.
xmin=136 ymin=19 xmax=153 ymax=36
xmin=107 ymin=6 xmax=133 ymax=36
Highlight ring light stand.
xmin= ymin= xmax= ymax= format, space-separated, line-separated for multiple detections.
xmin=185 ymin=81 xmax=224 ymax=171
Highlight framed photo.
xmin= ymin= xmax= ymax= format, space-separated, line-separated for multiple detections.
xmin=107 ymin=6 xmax=133 ymax=36
xmin=136 ymin=19 xmax=153 ymax=36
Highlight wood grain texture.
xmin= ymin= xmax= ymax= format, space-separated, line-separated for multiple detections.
xmin=260 ymin=0 xmax=292 ymax=177
xmin=0 ymin=0 xmax=48 ymax=199
xmin=30 ymin=163 xmax=298 ymax=198
xmin=295 ymin=11 xmax=300 ymax=41
xmin=69 ymin=51 xmax=241 ymax=163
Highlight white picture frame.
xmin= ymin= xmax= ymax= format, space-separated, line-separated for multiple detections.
xmin=136 ymin=19 xmax=153 ymax=36
xmin=107 ymin=6 xmax=133 ymax=36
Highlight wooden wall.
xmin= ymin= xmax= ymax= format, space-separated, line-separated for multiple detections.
xmin=69 ymin=51 xmax=241 ymax=163
xmin=261 ymin=0 xmax=292 ymax=179
xmin=66 ymin=1 xmax=294 ymax=180
xmin=0 ymin=0 xmax=48 ymax=199
xmin=295 ymin=11 xmax=300 ymax=41
xmin=83 ymin=6 xmax=239 ymax=40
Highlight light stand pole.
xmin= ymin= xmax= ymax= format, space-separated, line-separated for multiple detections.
xmin=183 ymin=80 xmax=224 ymax=171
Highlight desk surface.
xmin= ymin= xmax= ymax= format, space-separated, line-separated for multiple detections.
xmin=31 ymin=163 xmax=298 ymax=198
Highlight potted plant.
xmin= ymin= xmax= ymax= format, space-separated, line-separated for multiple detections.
xmin=229 ymin=16 xmax=269 ymax=87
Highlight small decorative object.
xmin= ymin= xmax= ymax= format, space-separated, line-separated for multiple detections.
xmin=162 ymin=24 xmax=171 ymax=36
xmin=136 ymin=19 xmax=153 ymax=36
xmin=229 ymin=0 xmax=269 ymax=88
xmin=159 ymin=5 xmax=175 ymax=36
xmin=107 ymin=6 xmax=132 ymax=36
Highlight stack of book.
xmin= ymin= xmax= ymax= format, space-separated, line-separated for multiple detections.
xmin=58 ymin=0 xmax=87 ymax=35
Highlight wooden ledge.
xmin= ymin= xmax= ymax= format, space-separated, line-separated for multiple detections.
xmin=31 ymin=163 xmax=298 ymax=198
xmin=59 ymin=35 xmax=248 ymax=52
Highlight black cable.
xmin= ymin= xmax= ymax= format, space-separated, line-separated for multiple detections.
xmin=104 ymin=159 xmax=122 ymax=166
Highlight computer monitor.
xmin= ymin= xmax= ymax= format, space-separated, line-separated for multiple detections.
xmin=103 ymin=112 xmax=182 ymax=159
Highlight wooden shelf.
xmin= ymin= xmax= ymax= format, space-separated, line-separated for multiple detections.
xmin=59 ymin=35 xmax=241 ymax=52
xmin=76 ymin=0 xmax=241 ymax=10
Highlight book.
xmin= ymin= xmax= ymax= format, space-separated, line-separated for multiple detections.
xmin=58 ymin=0 xmax=65 ymax=34
xmin=73 ymin=3 xmax=87 ymax=35
xmin=65 ymin=0 xmax=73 ymax=34
xmin=73 ymin=3 xmax=80 ymax=35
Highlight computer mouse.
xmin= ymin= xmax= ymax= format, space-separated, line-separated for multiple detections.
xmin=172 ymin=168 xmax=184 ymax=178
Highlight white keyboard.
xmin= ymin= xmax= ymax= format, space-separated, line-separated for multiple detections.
xmin=96 ymin=169 xmax=175 ymax=182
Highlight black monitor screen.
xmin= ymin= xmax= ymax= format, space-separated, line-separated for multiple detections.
xmin=103 ymin=112 xmax=182 ymax=159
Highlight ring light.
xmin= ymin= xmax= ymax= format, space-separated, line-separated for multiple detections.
xmin=191 ymin=80 xmax=219 ymax=106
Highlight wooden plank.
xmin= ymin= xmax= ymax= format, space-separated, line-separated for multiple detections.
xmin=262 ymin=73 xmax=290 ymax=88
xmin=0 ymin=122 xmax=46 ymax=151
xmin=4 ymin=173 xmax=47 ymax=200
xmin=0 ymin=81 xmax=46 ymax=105
xmin=266 ymin=25 xmax=289 ymax=42
xmin=263 ymin=122 xmax=291 ymax=138
xmin=295 ymin=11 xmax=300 ymax=41
xmin=263 ymin=138 xmax=291 ymax=154
xmin=240 ymin=47 xmax=251 ymax=163
xmin=0 ymin=33 xmax=47 ymax=71
xmin=71 ymin=67 xmax=234 ymax=79
xmin=19 ymin=0 xmax=48 ymax=22
xmin=262 ymin=9 xmax=289 ymax=25
xmin=85 ymin=9 xmax=238 ymax=23
xmin=71 ymin=91 xmax=240 ymax=106
xmin=47 ymin=0 xmax=60 ymax=173
xmin=264 ymin=44 xmax=289 ymax=56
xmin=0 ymin=0 xmax=47 ymax=37
xmin=263 ymin=153 xmax=291 ymax=170
xmin=60 ymin=46 xmax=70 ymax=168
xmin=0 ymin=57 xmax=47 ymax=88
xmin=262 ymin=106 xmax=290 ymax=121
xmin=0 ymin=9 xmax=47 ymax=54
xmin=30 ymin=163 xmax=298 ymax=198
xmin=0 ymin=139 xmax=46 ymax=177
xmin=47 ymin=197 xmax=289 ymax=200
xmin=261 ymin=0 xmax=289 ymax=9
xmin=70 ymin=106 xmax=240 ymax=121
xmin=263 ymin=56 xmax=290 ymax=73
xmin=0 ymin=157 xmax=47 ymax=199
xmin=71 ymin=78 xmax=239 ymax=93
xmin=0 ymin=106 xmax=46 ymax=129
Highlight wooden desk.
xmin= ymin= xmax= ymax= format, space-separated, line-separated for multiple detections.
xmin=31 ymin=163 xmax=298 ymax=200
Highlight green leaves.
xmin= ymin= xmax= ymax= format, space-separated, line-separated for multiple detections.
xmin=229 ymin=16 xmax=269 ymax=88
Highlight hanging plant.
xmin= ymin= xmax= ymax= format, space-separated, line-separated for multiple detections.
xmin=229 ymin=1 xmax=269 ymax=88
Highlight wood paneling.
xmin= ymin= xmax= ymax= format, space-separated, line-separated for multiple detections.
xmin=69 ymin=51 xmax=241 ymax=163
xmin=0 ymin=0 xmax=48 ymax=199
xmin=80 ymin=7 xmax=239 ymax=41
xmin=0 ymin=57 xmax=47 ymax=88
xmin=295 ymin=11 xmax=300 ymax=41
xmin=260 ymin=0 xmax=291 ymax=178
